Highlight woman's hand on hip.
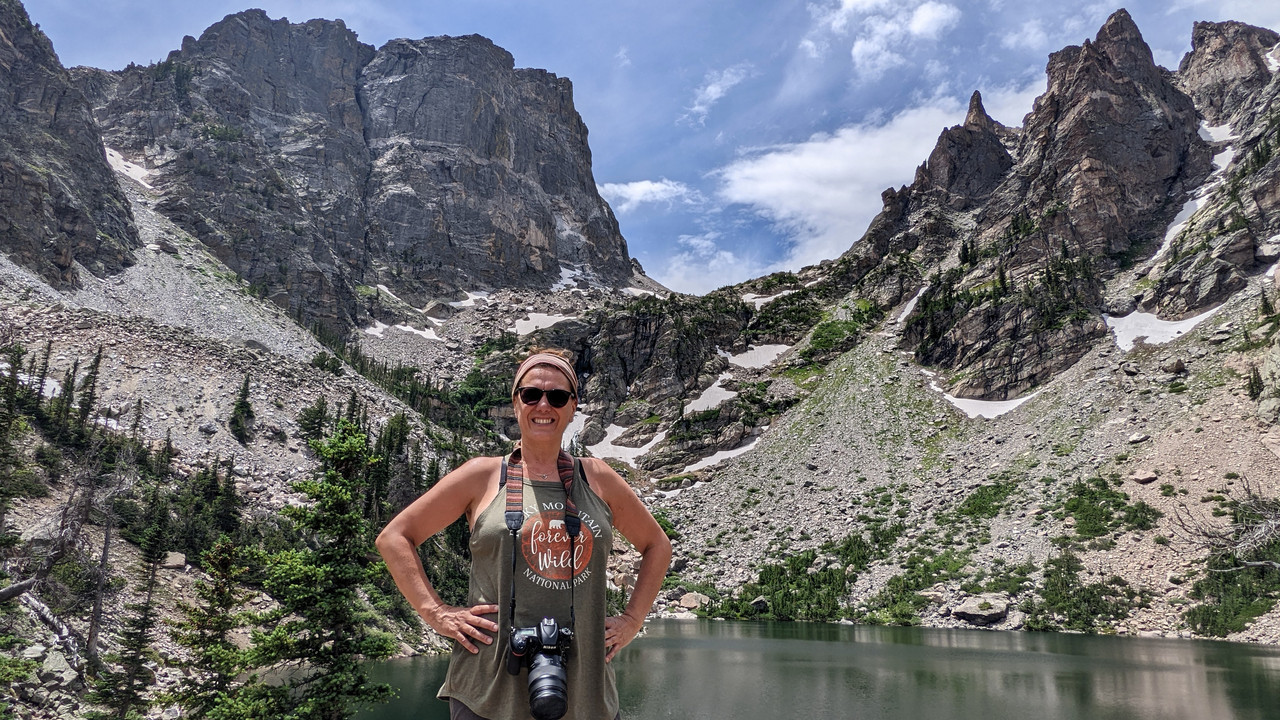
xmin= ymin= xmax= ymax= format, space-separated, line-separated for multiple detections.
xmin=603 ymin=613 xmax=643 ymax=662
xmin=426 ymin=603 xmax=500 ymax=654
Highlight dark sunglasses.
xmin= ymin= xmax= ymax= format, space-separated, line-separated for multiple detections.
xmin=516 ymin=386 xmax=576 ymax=408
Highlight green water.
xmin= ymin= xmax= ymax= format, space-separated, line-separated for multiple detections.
xmin=360 ymin=619 xmax=1280 ymax=719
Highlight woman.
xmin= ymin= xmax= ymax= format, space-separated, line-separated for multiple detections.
xmin=377 ymin=349 xmax=672 ymax=720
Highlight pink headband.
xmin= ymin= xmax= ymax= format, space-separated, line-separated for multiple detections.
xmin=512 ymin=353 xmax=579 ymax=397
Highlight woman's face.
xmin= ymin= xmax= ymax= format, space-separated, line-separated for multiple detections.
xmin=513 ymin=365 xmax=577 ymax=443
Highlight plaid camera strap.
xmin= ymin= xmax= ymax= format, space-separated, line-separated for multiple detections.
xmin=501 ymin=447 xmax=582 ymax=630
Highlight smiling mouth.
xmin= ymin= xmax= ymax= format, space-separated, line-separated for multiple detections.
xmin=532 ymin=418 xmax=555 ymax=425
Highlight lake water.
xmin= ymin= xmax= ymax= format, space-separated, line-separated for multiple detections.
xmin=360 ymin=619 xmax=1280 ymax=720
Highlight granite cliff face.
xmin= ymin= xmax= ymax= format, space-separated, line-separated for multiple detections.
xmin=0 ymin=0 xmax=137 ymax=287
xmin=848 ymin=10 xmax=1219 ymax=399
xmin=66 ymin=10 xmax=635 ymax=330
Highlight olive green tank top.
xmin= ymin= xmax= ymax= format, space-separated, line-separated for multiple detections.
xmin=438 ymin=455 xmax=618 ymax=720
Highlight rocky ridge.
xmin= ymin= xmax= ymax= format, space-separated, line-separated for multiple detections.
xmin=3 ymin=9 xmax=1280 ymax=718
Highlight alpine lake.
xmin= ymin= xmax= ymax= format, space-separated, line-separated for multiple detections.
xmin=358 ymin=618 xmax=1280 ymax=720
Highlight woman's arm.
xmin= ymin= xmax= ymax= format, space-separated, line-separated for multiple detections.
xmin=376 ymin=456 xmax=501 ymax=654
xmin=585 ymin=458 xmax=673 ymax=662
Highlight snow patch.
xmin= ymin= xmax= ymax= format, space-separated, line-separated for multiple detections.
xmin=742 ymin=290 xmax=796 ymax=309
xmin=1267 ymin=43 xmax=1280 ymax=73
xmin=686 ymin=373 xmax=735 ymax=413
xmin=363 ymin=321 xmax=440 ymax=341
xmin=623 ymin=287 xmax=656 ymax=297
xmin=511 ymin=313 xmax=575 ymax=335
xmin=930 ymin=382 xmax=1039 ymax=419
xmin=726 ymin=344 xmax=789 ymax=369
xmin=587 ymin=423 xmax=668 ymax=464
xmin=393 ymin=324 xmax=441 ymax=341
xmin=897 ymin=285 xmax=929 ymax=323
xmin=449 ymin=291 xmax=490 ymax=308
xmin=1104 ymin=306 xmax=1221 ymax=352
xmin=683 ymin=436 xmax=761 ymax=472
xmin=375 ymin=284 xmax=405 ymax=304
xmin=552 ymin=265 xmax=583 ymax=291
xmin=1198 ymin=123 xmax=1235 ymax=143
xmin=104 ymin=146 xmax=153 ymax=189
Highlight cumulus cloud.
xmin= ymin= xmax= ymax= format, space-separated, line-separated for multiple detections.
xmin=716 ymin=92 xmax=1003 ymax=271
xmin=800 ymin=0 xmax=963 ymax=80
xmin=1001 ymin=19 xmax=1051 ymax=50
xmin=682 ymin=63 xmax=754 ymax=126
xmin=908 ymin=1 xmax=962 ymax=38
xmin=657 ymin=232 xmax=772 ymax=295
xmin=597 ymin=179 xmax=701 ymax=214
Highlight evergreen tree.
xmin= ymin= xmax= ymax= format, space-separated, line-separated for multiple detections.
xmin=296 ymin=396 xmax=329 ymax=442
xmin=77 ymin=346 xmax=104 ymax=433
xmin=29 ymin=341 xmax=50 ymax=414
xmin=1248 ymin=365 xmax=1265 ymax=401
xmin=52 ymin=360 xmax=78 ymax=439
xmin=86 ymin=487 xmax=170 ymax=720
xmin=166 ymin=537 xmax=277 ymax=719
xmin=229 ymin=375 xmax=254 ymax=444
xmin=251 ymin=420 xmax=395 ymax=720
xmin=1262 ymin=292 xmax=1276 ymax=318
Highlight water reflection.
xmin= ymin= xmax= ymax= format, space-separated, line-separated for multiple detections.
xmin=361 ymin=620 xmax=1280 ymax=720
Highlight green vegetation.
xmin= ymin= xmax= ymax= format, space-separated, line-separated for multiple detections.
xmin=1183 ymin=486 xmax=1280 ymax=637
xmin=855 ymin=549 xmax=969 ymax=625
xmin=1022 ymin=550 xmax=1150 ymax=633
xmin=956 ymin=480 xmax=1018 ymax=519
xmin=1062 ymin=476 xmax=1163 ymax=539
xmin=709 ymin=523 xmax=904 ymax=621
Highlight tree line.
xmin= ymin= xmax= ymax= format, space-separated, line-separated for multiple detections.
xmin=0 ymin=338 xmax=472 ymax=719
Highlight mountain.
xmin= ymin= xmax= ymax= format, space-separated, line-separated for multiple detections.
xmin=66 ymin=9 xmax=647 ymax=331
xmin=3 ymin=4 xmax=1280 ymax=715
xmin=0 ymin=0 xmax=137 ymax=287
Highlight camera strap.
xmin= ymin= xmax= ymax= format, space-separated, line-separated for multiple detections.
xmin=501 ymin=448 xmax=582 ymax=631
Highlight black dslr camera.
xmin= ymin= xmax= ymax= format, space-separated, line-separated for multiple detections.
xmin=506 ymin=616 xmax=574 ymax=720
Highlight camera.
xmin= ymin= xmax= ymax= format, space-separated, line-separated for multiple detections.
xmin=506 ymin=616 xmax=574 ymax=720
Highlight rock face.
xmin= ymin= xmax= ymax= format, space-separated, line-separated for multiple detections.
xmin=0 ymin=0 xmax=138 ymax=287
xmin=76 ymin=10 xmax=635 ymax=330
xmin=881 ymin=10 xmax=1215 ymax=399
xmin=1176 ymin=21 xmax=1280 ymax=127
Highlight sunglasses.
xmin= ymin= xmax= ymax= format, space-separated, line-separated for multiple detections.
xmin=516 ymin=386 xmax=576 ymax=408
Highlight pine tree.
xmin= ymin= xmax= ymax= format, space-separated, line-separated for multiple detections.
xmin=166 ymin=537 xmax=277 ymax=719
xmin=52 ymin=360 xmax=78 ymax=439
xmin=229 ymin=375 xmax=254 ymax=444
xmin=86 ymin=487 xmax=170 ymax=720
xmin=251 ymin=420 xmax=395 ymax=720
xmin=29 ymin=341 xmax=50 ymax=414
xmin=77 ymin=346 xmax=104 ymax=433
xmin=296 ymin=396 xmax=329 ymax=441
xmin=1262 ymin=292 xmax=1276 ymax=318
xmin=1248 ymin=365 xmax=1265 ymax=401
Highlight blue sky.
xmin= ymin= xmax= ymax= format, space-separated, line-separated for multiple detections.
xmin=29 ymin=1 xmax=1280 ymax=294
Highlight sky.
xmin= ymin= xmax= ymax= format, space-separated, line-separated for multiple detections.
xmin=28 ymin=0 xmax=1280 ymax=295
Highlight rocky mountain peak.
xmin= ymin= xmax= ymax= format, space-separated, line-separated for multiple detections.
xmin=0 ymin=0 xmax=138 ymax=287
xmin=1176 ymin=19 xmax=1280 ymax=127
xmin=962 ymin=90 xmax=995 ymax=133
xmin=44 ymin=9 xmax=640 ymax=331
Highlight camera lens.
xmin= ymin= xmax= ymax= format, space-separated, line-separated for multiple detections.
xmin=527 ymin=653 xmax=568 ymax=720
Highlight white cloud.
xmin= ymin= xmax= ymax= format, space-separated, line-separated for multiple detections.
xmin=909 ymin=2 xmax=962 ymax=38
xmin=656 ymin=232 xmax=772 ymax=295
xmin=597 ymin=179 xmax=701 ymax=214
xmin=615 ymin=46 xmax=631 ymax=67
xmin=682 ymin=63 xmax=753 ymax=126
xmin=1001 ymin=19 xmax=1050 ymax=50
xmin=851 ymin=36 xmax=906 ymax=80
xmin=981 ymin=77 xmax=1046 ymax=127
xmin=715 ymin=96 xmax=970 ymax=270
xmin=802 ymin=0 xmax=963 ymax=80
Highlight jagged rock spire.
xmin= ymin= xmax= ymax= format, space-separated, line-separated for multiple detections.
xmin=963 ymin=90 xmax=996 ymax=133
